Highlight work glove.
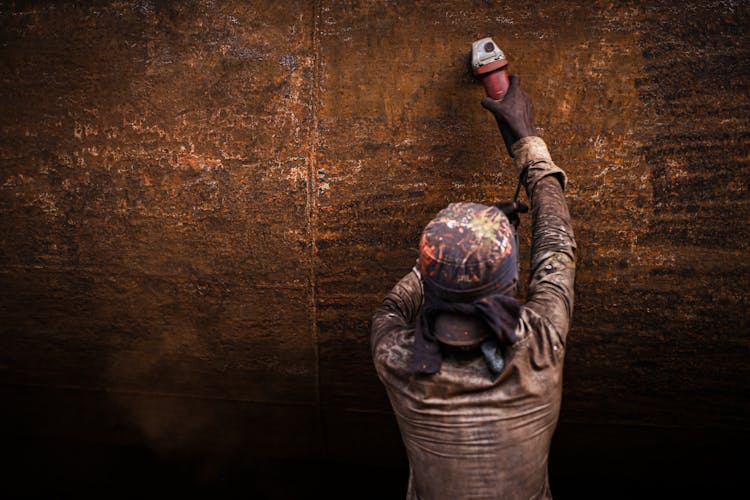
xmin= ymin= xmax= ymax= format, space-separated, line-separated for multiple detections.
xmin=481 ymin=75 xmax=537 ymax=157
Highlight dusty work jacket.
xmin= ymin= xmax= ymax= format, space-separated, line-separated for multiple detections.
xmin=371 ymin=137 xmax=576 ymax=500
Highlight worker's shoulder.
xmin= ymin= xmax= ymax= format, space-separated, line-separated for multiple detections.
xmin=517 ymin=303 xmax=566 ymax=349
xmin=371 ymin=320 xmax=414 ymax=382
xmin=373 ymin=316 xmax=414 ymax=350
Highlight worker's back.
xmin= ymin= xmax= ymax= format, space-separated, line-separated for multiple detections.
xmin=372 ymin=270 xmax=565 ymax=500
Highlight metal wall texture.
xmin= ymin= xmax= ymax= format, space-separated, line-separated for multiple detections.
xmin=1 ymin=0 xmax=748 ymax=495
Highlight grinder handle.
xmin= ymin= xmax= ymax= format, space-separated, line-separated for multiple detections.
xmin=481 ymin=68 xmax=510 ymax=101
xmin=482 ymin=69 xmax=514 ymax=157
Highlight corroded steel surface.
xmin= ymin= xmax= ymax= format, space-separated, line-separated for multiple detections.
xmin=1 ymin=0 xmax=748 ymax=490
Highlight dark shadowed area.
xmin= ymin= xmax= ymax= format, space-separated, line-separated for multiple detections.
xmin=1 ymin=0 xmax=748 ymax=498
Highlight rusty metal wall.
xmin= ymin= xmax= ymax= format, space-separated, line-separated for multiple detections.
xmin=1 ymin=0 xmax=748 ymax=495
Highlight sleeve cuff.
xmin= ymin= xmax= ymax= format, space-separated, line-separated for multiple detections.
xmin=511 ymin=136 xmax=568 ymax=192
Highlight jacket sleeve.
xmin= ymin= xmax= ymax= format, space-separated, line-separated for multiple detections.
xmin=370 ymin=268 xmax=423 ymax=355
xmin=511 ymin=136 xmax=577 ymax=343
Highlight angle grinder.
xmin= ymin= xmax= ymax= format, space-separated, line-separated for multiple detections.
xmin=471 ymin=37 xmax=515 ymax=156
xmin=471 ymin=37 xmax=510 ymax=101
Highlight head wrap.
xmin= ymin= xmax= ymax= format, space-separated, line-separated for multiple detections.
xmin=411 ymin=202 xmax=522 ymax=378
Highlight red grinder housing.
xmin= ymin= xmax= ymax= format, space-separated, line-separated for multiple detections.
xmin=471 ymin=37 xmax=510 ymax=101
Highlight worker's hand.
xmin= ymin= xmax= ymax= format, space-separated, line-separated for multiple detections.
xmin=481 ymin=75 xmax=536 ymax=156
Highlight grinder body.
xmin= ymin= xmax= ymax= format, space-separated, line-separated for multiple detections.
xmin=472 ymin=37 xmax=515 ymax=156
xmin=471 ymin=38 xmax=509 ymax=101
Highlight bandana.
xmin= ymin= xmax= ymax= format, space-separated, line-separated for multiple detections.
xmin=412 ymin=267 xmax=521 ymax=378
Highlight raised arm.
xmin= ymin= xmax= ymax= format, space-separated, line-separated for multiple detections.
xmin=482 ymin=76 xmax=577 ymax=340
xmin=514 ymin=137 xmax=576 ymax=338
xmin=370 ymin=268 xmax=423 ymax=354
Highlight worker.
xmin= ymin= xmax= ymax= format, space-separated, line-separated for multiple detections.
xmin=370 ymin=75 xmax=576 ymax=499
